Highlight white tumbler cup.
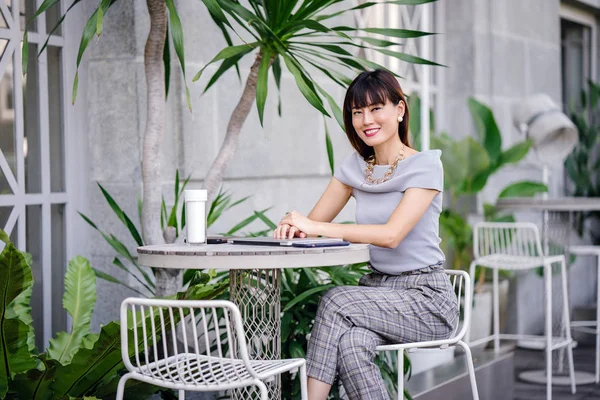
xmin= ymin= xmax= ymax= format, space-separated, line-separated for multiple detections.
xmin=185 ymin=189 xmax=207 ymax=245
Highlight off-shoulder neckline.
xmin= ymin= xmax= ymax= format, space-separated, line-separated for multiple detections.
xmin=363 ymin=149 xmax=440 ymax=168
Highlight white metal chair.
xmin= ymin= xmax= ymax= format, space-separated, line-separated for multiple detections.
xmin=375 ymin=269 xmax=479 ymax=400
xmin=467 ymin=222 xmax=576 ymax=399
xmin=116 ymin=298 xmax=307 ymax=400
xmin=568 ymin=245 xmax=600 ymax=383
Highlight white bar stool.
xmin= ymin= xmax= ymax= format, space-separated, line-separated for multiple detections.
xmin=467 ymin=222 xmax=576 ymax=400
xmin=568 ymin=245 xmax=600 ymax=384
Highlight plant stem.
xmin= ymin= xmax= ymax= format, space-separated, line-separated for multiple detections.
xmin=203 ymin=52 xmax=263 ymax=207
xmin=142 ymin=0 xmax=167 ymax=248
xmin=143 ymin=0 xmax=182 ymax=296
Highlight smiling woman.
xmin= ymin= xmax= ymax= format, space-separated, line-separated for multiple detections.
xmin=274 ymin=69 xmax=457 ymax=400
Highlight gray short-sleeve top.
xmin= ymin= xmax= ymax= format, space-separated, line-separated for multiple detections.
xmin=334 ymin=150 xmax=445 ymax=274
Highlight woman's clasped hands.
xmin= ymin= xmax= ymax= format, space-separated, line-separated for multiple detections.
xmin=274 ymin=210 xmax=314 ymax=239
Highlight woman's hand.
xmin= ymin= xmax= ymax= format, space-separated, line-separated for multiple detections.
xmin=274 ymin=211 xmax=314 ymax=239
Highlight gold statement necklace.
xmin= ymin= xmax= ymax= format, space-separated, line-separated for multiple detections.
xmin=364 ymin=143 xmax=406 ymax=185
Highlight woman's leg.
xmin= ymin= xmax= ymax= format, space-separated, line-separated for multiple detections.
xmin=306 ymin=272 xmax=456 ymax=397
xmin=338 ymin=327 xmax=388 ymax=400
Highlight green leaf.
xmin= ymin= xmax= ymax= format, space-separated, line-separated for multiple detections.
xmin=71 ymin=72 xmax=79 ymax=105
xmin=356 ymin=27 xmax=434 ymax=39
xmin=325 ymin=121 xmax=335 ymax=175
xmin=165 ymin=0 xmax=192 ymax=110
xmin=193 ymin=43 xmax=258 ymax=82
xmin=256 ymin=50 xmax=271 ymax=126
xmin=21 ymin=31 xmax=29 ymax=76
xmin=163 ymin=24 xmax=171 ymax=98
xmin=97 ymin=183 xmax=144 ymax=246
xmin=272 ymin=56 xmax=282 ymax=116
xmin=288 ymin=340 xmax=305 ymax=359
xmin=498 ymin=181 xmax=548 ymax=198
xmin=92 ymin=268 xmax=147 ymax=297
xmin=96 ymin=5 xmax=104 ymax=36
xmin=52 ymin=322 xmax=127 ymax=398
xmin=201 ymin=0 xmax=231 ymax=26
xmin=499 ymin=140 xmax=532 ymax=165
xmin=8 ymin=355 xmax=58 ymax=400
xmin=226 ymin=207 xmax=271 ymax=235
xmin=254 ymin=209 xmax=277 ymax=230
xmin=203 ymin=48 xmax=253 ymax=94
xmin=376 ymin=48 xmax=443 ymax=66
xmin=47 ymin=256 xmax=97 ymax=365
xmin=408 ymin=93 xmax=421 ymax=150
xmin=468 ymin=98 xmax=502 ymax=167
xmin=113 ymin=257 xmax=155 ymax=293
xmin=0 ymin=242 xmax=37 ymax=397
xmin=283 ymin=284 xmax=334 ymax=312
xmin=316 ymin=84 xmax=344 ymax=130
xmin=282 ymin=54 xmax=330 ymax=117
xmin=0 ymin=229 xmax=9 ymax=244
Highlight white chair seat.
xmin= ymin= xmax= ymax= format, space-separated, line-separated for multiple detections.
xmin=569 ymin=245 xmax=600 ymax=256
xmin=474 ymin=254 xmax=564 ymax=270
xmin=134 ymin=353 xmax=305 ymax=386
xmin=116 ymin=299 xmax=308 ymax=400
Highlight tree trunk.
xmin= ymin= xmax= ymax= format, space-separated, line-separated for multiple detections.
xmin=203 ymin=52 xmax=263 ymax=207
xmin=143 ymin=0 xmax=181 ymax=296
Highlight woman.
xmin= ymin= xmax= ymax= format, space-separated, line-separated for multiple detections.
xmin=274 ymin=69 xmax=459 ymax=400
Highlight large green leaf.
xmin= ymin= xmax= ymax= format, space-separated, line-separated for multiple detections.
xmin=468 ymin=98 xmax=502 ymax=167
xmin=47 ymin=257 xmax=97 ymax=365
xmin=499 ymin=140 xmax=532 ymax=166
xmin=432 ymin=134 xmax=489 ymax=194
xmin=7 ymin=355 xmax=58 ymax=400
xmin=498 ymin=181 xmax=548 ymax=198
xmin=0 ymin=242 xmax=37 ymax=398
xmin=52 ymin=322 xmax=127 ymax=398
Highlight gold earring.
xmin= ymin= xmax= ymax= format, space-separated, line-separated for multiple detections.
xmin=397 ymin=115 xmax=403 ymax=122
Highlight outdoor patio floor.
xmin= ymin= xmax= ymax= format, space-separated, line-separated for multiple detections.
xmin=514 ymin=343 xmax=600 ymax=400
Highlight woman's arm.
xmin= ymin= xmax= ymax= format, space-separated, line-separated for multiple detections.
xmin=274 ymin=177 xmax=351 ymax=239
xmin=280 ymin=187 xmax=439 ymax=248
xmin=307 ymin=177 xmax=352 ymax=222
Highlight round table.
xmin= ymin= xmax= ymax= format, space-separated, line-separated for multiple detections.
xmin=137 ymin=242 xmax=370 ymax=399
xmin=497 ymin=197 xmax=600 ymax=386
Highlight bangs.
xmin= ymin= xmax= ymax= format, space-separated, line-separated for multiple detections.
xmin=348 ymin=77 xmax=393 ymax=110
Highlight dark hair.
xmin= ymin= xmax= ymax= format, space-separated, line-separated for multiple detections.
xmin=342 ymin=69 xmax=410 ymax=160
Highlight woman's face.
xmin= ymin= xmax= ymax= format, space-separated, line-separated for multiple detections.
xmin=351 ymin=98 xmax=404 ymax=148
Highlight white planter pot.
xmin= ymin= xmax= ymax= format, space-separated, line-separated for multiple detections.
xmin=408 ymin=346 xmax=456 ymax=376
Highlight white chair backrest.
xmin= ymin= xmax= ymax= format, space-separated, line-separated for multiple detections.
xmin=473 ymin=222 xmax=543 ymax=259
xmin=446 ymin=269 xmax=472 ymax=343
xmin=120 ymin=298 xmax=258 ymax=381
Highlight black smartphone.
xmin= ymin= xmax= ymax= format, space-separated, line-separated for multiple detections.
xmin=207 ymin=237 xmax=227 ymax=244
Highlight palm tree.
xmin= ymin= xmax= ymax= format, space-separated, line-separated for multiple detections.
xmin=197 ymin=0 xmax=441 ymax=206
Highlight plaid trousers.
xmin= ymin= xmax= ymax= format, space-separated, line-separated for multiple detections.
xmin=306 ymin=264 xmax=459 ymax=400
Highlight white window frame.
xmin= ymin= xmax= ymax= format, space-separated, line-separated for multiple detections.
xmin=354 ymin=0 xmax=445 ymax=150
xmin=0 ymin=0 xmax=70 ymax=347
xmin=560 ymin=2 xmax=598 ymax=85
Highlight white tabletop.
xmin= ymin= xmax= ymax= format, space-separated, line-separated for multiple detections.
xmin=496 ymin=197 xmax=600 ymax=211
xmin=137 ymin=243 xmax=371 ymax=270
